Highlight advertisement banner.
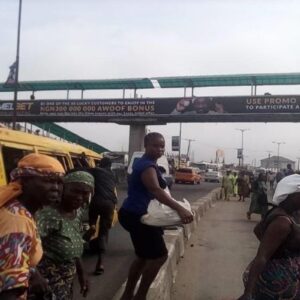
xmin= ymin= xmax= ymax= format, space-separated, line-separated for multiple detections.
xmin=1 ymin=95 xmax=300 ymax=122
xmin=172 ymin=136 xmax=180 ymax=151
xmin=237 ymin=149 xmax=243 ymax=159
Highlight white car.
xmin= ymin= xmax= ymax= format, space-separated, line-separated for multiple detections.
xmin=127 ymin=152 xmax=174 ymax=189
xmin=204 ymin=171 xmax=223 ymax=183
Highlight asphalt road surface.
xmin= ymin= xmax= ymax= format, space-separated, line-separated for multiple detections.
xmin=74 ymin=181 xmax=220 ymax=300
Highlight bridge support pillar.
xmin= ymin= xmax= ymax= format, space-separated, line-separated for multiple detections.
xmin=128 ymin=124 xmax=146 ymax=161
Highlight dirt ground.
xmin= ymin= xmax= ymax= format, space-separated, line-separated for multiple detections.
xmin=171 ymin=198 xmax=260 ymax=300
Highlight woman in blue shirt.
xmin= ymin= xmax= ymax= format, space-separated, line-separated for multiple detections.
xmin=119 ymin=132 xmax=194 ymax=300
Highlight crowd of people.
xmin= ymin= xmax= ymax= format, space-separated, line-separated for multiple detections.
xmin=2 ymin=131 xmax=300 ymax=300
xmin=238 ymin=172 xmax=300 ymax=300
xmin=0 ymin=132 xmax=194 ymax=300
xmin=222 ymin=165 xmax=297 ymax=220
xmin=221 ymin=163 xmax=300 ymax=299
xmin=0 ymin=152 xmax=119 ymax=299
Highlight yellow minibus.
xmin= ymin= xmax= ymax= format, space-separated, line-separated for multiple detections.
xmin=0 ymin=127 xmax=102 ymax=185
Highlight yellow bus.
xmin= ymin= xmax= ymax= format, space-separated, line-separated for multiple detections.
xmin=0 ymin=127 xmax=102 ymax=185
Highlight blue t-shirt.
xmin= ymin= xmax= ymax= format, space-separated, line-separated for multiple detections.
xmin=122 ymin=154 xmax=166 ymax=216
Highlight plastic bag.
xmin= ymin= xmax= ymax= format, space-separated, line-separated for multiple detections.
xmin=140 ymin=197 xmax=192 ymax=227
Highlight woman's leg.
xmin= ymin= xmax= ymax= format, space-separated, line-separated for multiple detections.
xmin=95 ymin=201 xmax=115 ymax=274
xmin=120 ymin=257 xmax=146 ymax=300
xmin=133 ymin=255 xmax=168 ymax=300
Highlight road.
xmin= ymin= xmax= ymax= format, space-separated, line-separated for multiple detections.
xmin=74 ymin=181 xmax=220 ymax=300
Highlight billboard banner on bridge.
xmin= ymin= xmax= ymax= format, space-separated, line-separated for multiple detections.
xmin=0 ymin=95 xmax=300 ymax=122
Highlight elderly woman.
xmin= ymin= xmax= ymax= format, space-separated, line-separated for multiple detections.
xmin=35 ymin=171 xmax=94 ymax=300
xmin=238 ymin=174 xmax=300 ymax=300
xmin=0 ymin=153 xmax=65 ymax=300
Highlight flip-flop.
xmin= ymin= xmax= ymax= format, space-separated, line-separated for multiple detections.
xmin=94 ymin=266 xmax=104 ymax=275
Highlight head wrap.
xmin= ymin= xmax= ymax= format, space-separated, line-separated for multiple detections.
xmin=0 ymin=153 xmax=65 ymax=208
xmin=10 ymin=153 xmax=65 ymax=181
xmin=272 ymin=174 xmax=300 ymax=205
xmin=64 ymin=171 xmax=94 ymax=189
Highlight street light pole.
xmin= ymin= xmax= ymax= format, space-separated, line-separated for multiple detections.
xmin=266 ymin=151 xmax=272 ymax=169
xmin=272 ymin=141 xmax=285 ymax=171
xmin=236 ymin=128 xmax=250 ymax=167
xmin=297 ymin=157 xmax=300 ymax=171
xmin=12 ymin=0 xmax=23 ymax=130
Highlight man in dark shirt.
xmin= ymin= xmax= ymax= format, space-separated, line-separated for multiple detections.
xmin=88 ymin=157 xmax=117 ymax=275
xmin=285 ymin=163 xmax=294 ymax=176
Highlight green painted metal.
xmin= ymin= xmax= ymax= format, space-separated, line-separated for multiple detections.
xmin=1 ymin=73 xmax=300 ymax=93
xmin=32 ymin=122 xmax=109 ymax=154
xmin=0 ymin=78 xmax=154 ymax=92
xmin=154 ymin=73 xmax=300 ymax=88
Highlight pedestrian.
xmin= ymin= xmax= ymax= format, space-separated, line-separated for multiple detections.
xmin=232 ymin=172 xmax=238 ymax=197
xmin=285 ymin=163 xmax=294 ymax=176
xmin=35 ymin=171 xmax=94 ymax=300
xmin=268 ymin=171 xmax=275 ymax=190
xmin=275 ymin=170 xmax=284 ymax=183
xmin=247 ymin=173 xmax=268 ymax=220
xmin=118 ymin=132 xmax=194 ymax=300
xmin=222 ymin=170 xmax=232 ymax=201
xmin=236 ymin=172 xmax=249 ymax=202
xmin=85 ymin=157 xmax=118 ymax=275
xmin=238 ymin=174 xmax=300 ymax=300
xmin=0 ymin=153 xmax=65 ymax=300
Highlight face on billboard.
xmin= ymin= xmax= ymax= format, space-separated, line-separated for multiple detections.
xmin=193 ymin=98 xmax=211 ymax=113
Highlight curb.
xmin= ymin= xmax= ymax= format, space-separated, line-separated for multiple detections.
xmin=112 ymin=188 xmax=221 ymax=300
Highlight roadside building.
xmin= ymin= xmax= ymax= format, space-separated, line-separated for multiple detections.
xmin=260 ymin=155 xmax=295 ymax=170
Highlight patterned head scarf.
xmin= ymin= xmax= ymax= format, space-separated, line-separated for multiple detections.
xmin=10 ymin=153 xmax=65 ymax=181
xmin=64 ymin=171 xmax=94 ymax=189
xmin=0 ymin=153 xmax=65 ymax=207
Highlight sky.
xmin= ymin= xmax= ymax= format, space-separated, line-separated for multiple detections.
xmin=1 ymin=0 xmax=300 ymax=166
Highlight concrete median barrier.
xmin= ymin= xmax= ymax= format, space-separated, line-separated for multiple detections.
xmin=112 ymin=188 xmax=221 ymax=300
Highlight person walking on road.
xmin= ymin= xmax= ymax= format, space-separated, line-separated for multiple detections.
xmin=231 ymin=171 xmax=238 ymax=197
xmin=239 ymin=174 xmax=300 ymax=300
xmin=236 ymin=172 xmax=249 ymax=202
xmin=35 ymin=171 xmax=94 ymax=300
xmin=86 ymin=157 xmax=118 ymax=275
xmin=118 ymin=132 xmax=194 ymax=300
xmin=285 ymin=163 xmax=294 ymax=176
xmin=247 ymin=173 xmax=268 ymax=220
xmin=222 ymin=170 xmax=232 ymax=201
xmin=0 ymin=153 xmax=65 ymax=300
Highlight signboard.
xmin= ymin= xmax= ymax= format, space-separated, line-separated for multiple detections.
xmin=1 ymin=95 xmax=300 ymax=123
xmin=237 ymin=149 xmax=243 ymax=159
xmin=172 ymin=136 xmax=180 ymax=151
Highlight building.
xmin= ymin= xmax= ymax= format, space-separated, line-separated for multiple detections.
xmin=260 ymin=156 xmax=295 ymax=170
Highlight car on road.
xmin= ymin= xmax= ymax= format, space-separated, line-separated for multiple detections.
xmin=175 ymin=167 xmax=201 ymax=184
xmin=204 ymin=170 xmax=223 ymax=183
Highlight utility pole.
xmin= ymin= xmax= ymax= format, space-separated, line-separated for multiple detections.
xmin=236 ymin=128 xmax=250 ymax=167
xmin=272 ymin=141 xmax=285 ymax=171
xmin=12 ymin=0 xmax=23 ymax=129
xmin=178 ymin=123 xmax=182 ymax=168
xmin=185 ymin=139 xmax=195 ymax=160
xmin=266 ymin=151 xmax=272 ymax=169
xmin=297 ymin=157 xmax=300 ymax=171
xmin=178 ymin=87 xmax=187 ymax=168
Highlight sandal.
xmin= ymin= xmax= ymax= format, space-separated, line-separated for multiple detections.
xmin=94 ymin=266 xmax=104 ymax=275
